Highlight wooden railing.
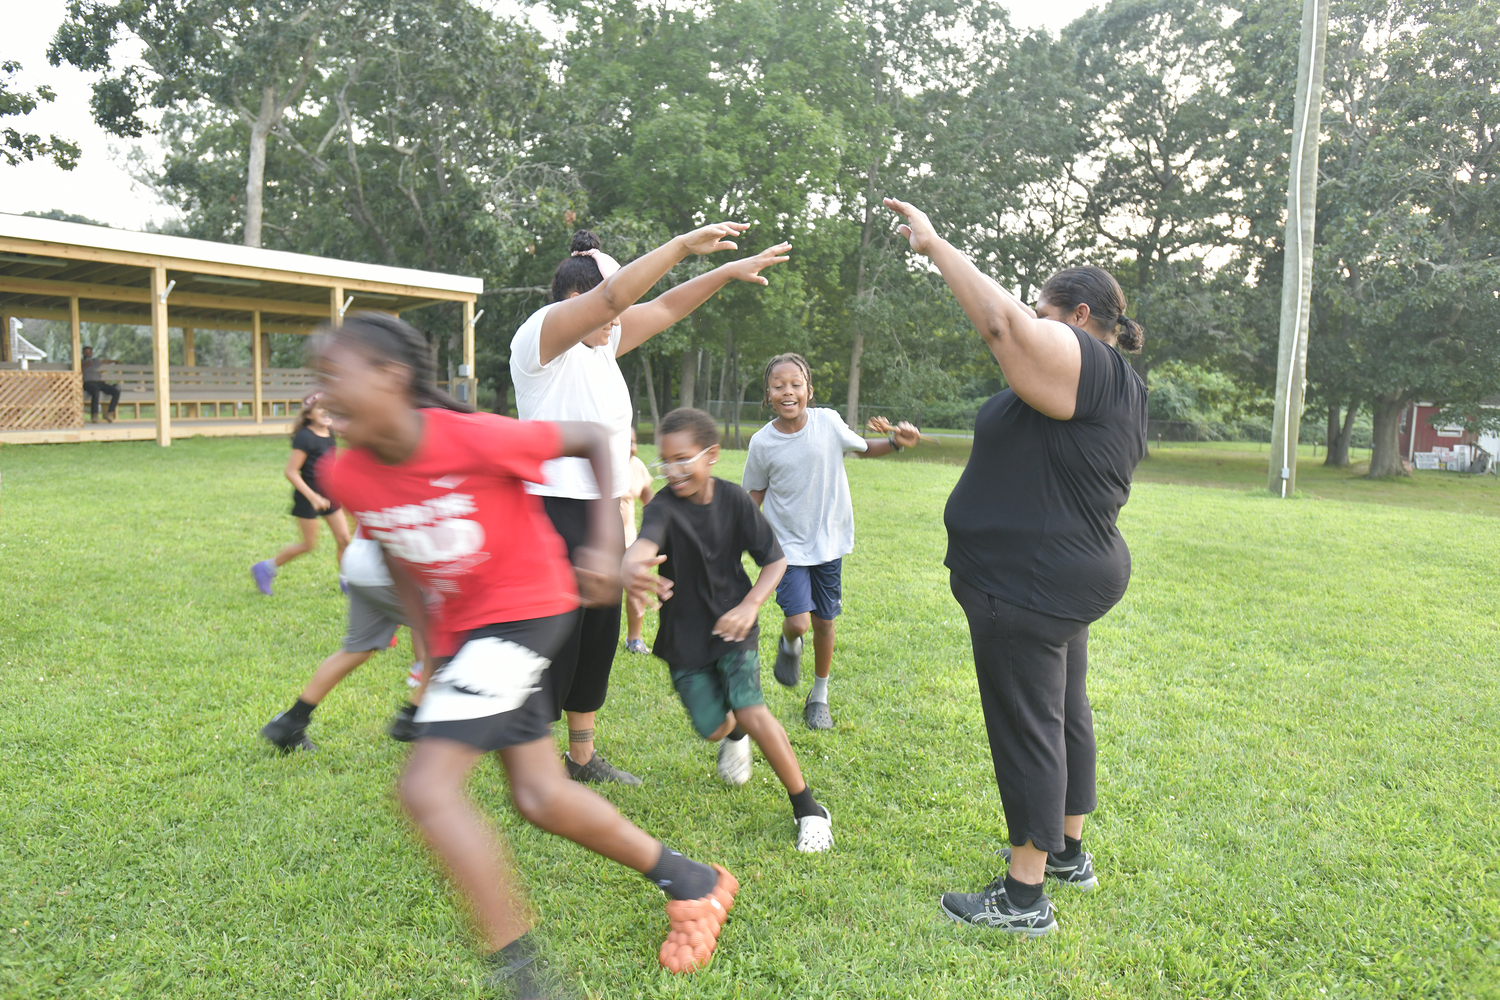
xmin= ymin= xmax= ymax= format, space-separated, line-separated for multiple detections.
xmin=0 ymin=370 xmax=84 ymax=431
xmin=87 ymin=365 xmax=317 ymax=420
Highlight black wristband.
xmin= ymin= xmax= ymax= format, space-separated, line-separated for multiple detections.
xmin=888 ymin=434 xmax=904 ymax=453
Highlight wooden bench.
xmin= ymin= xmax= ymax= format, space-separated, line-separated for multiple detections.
xmin=89 ymin=365 xmax=317 ymax=420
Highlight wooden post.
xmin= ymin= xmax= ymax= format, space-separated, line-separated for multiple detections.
xmin=252 ymin=310 xmax=264 ymax=423
xmin=330 ymin=286 xmax=344 ymax=324
xmin=69 ymin=297 xmax=81 ymax=373
xmin=1 ymin=311 xmax=10 ymax=363
xmin=463 ymin=299 xmax=476 ymax=406
xmin=182 ymin=326 xmax=195 ymax=367
xmin=151 ymin=265 xmax=172 ymax=446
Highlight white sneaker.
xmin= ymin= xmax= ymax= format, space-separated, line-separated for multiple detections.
xmin=795 ymin=807 xmax=833 ymax=853
xmin=716 ymin=736 xmax=752 ymax=786
xmin=406 ymin=661 xmax=422 ymax=688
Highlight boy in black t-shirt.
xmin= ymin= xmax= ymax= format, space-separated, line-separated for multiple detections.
xmin=624 ymin=408 xmax=833 ymax=853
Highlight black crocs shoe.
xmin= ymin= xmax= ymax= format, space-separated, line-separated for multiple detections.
xmin=565 ymin=750 xmax=643 ymax=786
xmin=940 ymin=877 xmax=1056 ymax=936
xmin=803 ymin=699 xmax=833 ymax=730
xmin=260 ymin=711 xmax=316 ymax=752
xmin=386 ymin=702 xmax=421 ymax=743
xmin=998 ymin=846 xmax=1099 ymax=891
xmin=485 ymin=936 xmax=579 ymax=999
xmin=773 ymin=635 xmax=803 ymax=687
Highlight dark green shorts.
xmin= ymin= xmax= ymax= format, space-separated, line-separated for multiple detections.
xmin=670 ymin=649 xmax=766 ymax=739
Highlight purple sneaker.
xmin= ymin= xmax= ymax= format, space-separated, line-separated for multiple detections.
xmin=251 ymin=560 xmax=276 ymax=596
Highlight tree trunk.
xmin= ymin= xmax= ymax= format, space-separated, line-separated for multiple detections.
xmin=1368 ymin=394 xmax=1409 ymax=477
xmin=679 ymin=348 xmax=698 ymax=409
xmin=244 ymin=87 xmax=279 ymax=248
xmin=1325 ymin=400 xmax=1357 ymax=467
xmin=493 ymin=380 xmax=510 ymax=416
xmin=640 ymin=352 xmax=661 ymax=444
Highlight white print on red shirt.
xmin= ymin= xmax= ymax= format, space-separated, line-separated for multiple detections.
xmin=356 ymin=493 xmax=489 ymax=591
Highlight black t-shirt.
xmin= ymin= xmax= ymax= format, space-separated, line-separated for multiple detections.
xmin=637 ymin=478 xmax=785 ymax=668
xmin=292 ymin=426 xmax=336 ymax=490
xmin=944 ymin=326 xmax=1148 ymax=623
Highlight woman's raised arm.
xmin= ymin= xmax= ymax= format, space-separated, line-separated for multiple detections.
xmin=884 ymin=197 xmax=1081 ymax=420
xmin=616 ymin=242 xmax=792 ymax=357
xmin=538 ymin=222 xmax=749 ymax=363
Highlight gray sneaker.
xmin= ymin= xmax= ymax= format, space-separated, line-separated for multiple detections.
xmin=998 ymin=846 xmax=1098 ymax=891
xmin=565 ymin=750 xmax=643 ymax=786
xmin=774 ymin=635 xmax=803 ymax=687
xmin=940 ymin=878 xmax=1057 ymax=936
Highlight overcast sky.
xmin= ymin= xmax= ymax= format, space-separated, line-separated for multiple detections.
xmin=2 ymin=0 xmax=1097 ymax=232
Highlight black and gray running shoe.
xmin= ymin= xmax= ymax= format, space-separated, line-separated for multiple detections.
xmin=940 ymin=878 xmax=1056 ymax=936
xmin=386 ymin=702 xmax=421 ymax=743
xmin=566 ymin=750 xmax=643 ymax=786
xmin=773 ymin=635 xmax=803 ymax=687
xmin=484 ymin=938 xmax=579 ymax=999
xmin=260 ymin=711 xmax=316 ymax=752
xmin=998 ymin=846 xmax=1098 ymax=891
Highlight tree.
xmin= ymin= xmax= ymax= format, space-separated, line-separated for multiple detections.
xmin=49 ymin=0 xmax=370 ymax=247
xmin=1 ymin=62 xmax=79 ymax=169
xmin=1298 ymin=0 xmax=1500 ymax=477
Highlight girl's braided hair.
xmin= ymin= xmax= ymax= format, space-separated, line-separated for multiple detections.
xmin=761 ymin=352 xmax=813 ymax=408
xmin=314 ymin=311 xmax=474 ymax=413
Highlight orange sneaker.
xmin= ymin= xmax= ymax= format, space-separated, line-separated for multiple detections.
xmin=658 ymin=864 xmax=739 ymax=974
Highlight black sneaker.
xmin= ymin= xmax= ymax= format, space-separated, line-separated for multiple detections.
xmin=484 ymin=938 xmax=579 ymax=999
xmin=260 ymin=711 xmax=316 ymax=752
xmin=940 ymin=878 xmax=1057 ymax=936
xmin=774 ymin=635 xmax=803 ymax=687
xmin=386 ymin=703 xmax=421 ymax=743
xmin=565 ymin=750 xmax=643 ymax=786
xmin=998 ymin=846 xmax=1098 ymax=891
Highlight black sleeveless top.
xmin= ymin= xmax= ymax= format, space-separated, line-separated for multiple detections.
xmin=944 ymin=327 xmax=1148 ymax=623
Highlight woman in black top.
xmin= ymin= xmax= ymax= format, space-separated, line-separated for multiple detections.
xmin=884 ymin=198 xmax=1148 ymax=937
xmin=249 ymin=395 xmax=353 ymax=596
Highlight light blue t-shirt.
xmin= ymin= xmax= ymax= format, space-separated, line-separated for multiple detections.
xmin=742 ymin=407 xmax=868 ymax=566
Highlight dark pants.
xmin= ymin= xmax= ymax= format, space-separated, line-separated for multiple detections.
xmin=83 ymin=381 xmax=120 ymax=417
xmin=950 ymin=571 xmax=1097 ymax=855
xmin=542 ymin=495 xmax=623 ymax=717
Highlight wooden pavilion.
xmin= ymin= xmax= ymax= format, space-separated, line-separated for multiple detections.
xmin=0 ymin=214 xmax=483 ymax=446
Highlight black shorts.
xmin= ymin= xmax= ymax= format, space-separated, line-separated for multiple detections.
xmin=291 ymin=489 xmax=341 ymax=519
xmin=417 ymin=612 xmax=579 ymax=752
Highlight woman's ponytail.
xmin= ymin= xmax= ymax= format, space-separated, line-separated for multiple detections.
xmin=1115 ymin=316 xmax=1144 ymax=353
xmin=1039 ymin=266 xmax=1144 ymax=354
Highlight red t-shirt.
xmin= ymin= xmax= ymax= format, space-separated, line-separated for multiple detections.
xmin=320 ymin=408 xmax=578 ymax=655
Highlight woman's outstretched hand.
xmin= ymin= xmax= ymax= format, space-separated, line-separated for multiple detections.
xmin=884 ymin=197 xmax=938 ymax=256
xmin=721 ymin=242 xmax=792 ymax=286
xmin=680 ymin=222 xmax=751 ymax=256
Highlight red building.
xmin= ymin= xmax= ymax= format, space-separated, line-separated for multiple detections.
xmin=1398 ymin=402 xmax=1476 ymax=462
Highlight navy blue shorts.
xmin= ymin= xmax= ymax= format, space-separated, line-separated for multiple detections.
xmin=775 ymin=559 xmax=843 ymax=621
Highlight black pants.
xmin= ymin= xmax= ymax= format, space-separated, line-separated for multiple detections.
xmin=83 ymin=381 xmax=120 ymax=417
xmin=951 ymin=571 xmax=1096 ymax=855
xmin=542 ymin=495 xmax=623 ymax=717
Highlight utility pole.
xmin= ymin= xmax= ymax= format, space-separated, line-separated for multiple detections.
xmin=1268 ymin=0 xmax=1329 ymax=496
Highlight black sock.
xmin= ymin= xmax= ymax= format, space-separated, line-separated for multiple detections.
xmin=1052 ymin=836 xmax=1082 ymax=862
xmin=726 ymin=724 xmax=748 ymax=741
xmin=788 ymin=785 xmax=822 ymax=820
xmin=645 ymin=845 xmax=717 ymax=901
xmin=1004 ymin=874 xmax=1044 ymax=909
xmin=286 ymin=698 xmax=316 ymax=723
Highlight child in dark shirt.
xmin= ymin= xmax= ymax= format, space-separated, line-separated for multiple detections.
xmin=624 ymin=407 xmax=833 ymax=853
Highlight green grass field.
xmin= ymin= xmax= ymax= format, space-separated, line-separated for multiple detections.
xmin=2 ymin=437 xmax=1497 ymax=999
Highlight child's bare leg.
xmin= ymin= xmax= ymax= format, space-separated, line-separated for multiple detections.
xmin=299 ymin=649 xmax=376 ymax=704
xmin=325 ymin=509 xmax=352 ymax=566
xmin=810 ymin=615 xmax=836 ymax=680
xmin=499 ymin=738 xmax=661 ymax=872
xmin=730 ymin=704 xmax=807 ymax=793
xmin=274 ymin=518 xmax=320 ymax=566
xmin=626 ymin=592 xmax=646 ymax=642
xmin=781 ymin=611 xmax=810 ymax=642
xmin=400 ymin=738 xmax=532 ymax=951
